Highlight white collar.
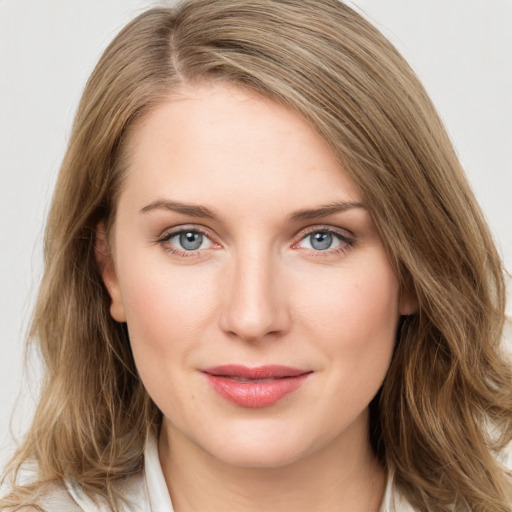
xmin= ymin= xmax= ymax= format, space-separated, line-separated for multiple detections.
xmin=144 ymin=433 xmax=174 ymax=512
xmin=142 ymin=434 xmax=412 ymax=512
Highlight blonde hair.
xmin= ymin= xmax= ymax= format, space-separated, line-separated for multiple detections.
xmin=3 ymin=1 xmax=511 ymax=510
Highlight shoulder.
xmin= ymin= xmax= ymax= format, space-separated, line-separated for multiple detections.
xmin=382 ymin=469 xmax=416 ymax=512
xmin=4 ymin=508 xmax=46 ymax=512
xmin=2 ymin=469 xmax=148 ymax=512
xmin=3 ymin=508 xmax=43 ymax=512
xmin=2 ymin=481 xmax=82 ymax=512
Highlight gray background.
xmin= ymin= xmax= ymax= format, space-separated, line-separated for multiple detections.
xmin=1 ymin=0 xmax=511 ymax=473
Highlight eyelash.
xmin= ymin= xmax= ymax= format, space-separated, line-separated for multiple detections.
xmin=156 ymin=225 xmax=355 ymax=258
xmin=294 ymin=226 xmax=355 ymax=257
xmin=157 ymin=226 xmax=216 ymax=258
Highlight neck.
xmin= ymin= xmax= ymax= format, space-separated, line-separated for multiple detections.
xmin=158 ymin=413 xmax=386 ymax=512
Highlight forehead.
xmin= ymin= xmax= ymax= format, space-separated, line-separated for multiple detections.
xmin=120 ymin=83 xmax=361 ymax=214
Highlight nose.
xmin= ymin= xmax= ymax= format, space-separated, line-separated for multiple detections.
xmin=219 ymin=248 xmax=291 ymax=342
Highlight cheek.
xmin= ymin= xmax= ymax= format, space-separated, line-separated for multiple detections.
xmin=116 ymin=257 xmax=220 ymax=414
xmin=116 ymin=253 xmax=216 ymax=366
xmin=296 ymin=256 xmax=400 ymax=423
xmin=298 ymin=254 xmax=400 ymax=360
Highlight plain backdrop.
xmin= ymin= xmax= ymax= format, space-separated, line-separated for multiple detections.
xmin=1 ymin=0 xmax=511 ymax=473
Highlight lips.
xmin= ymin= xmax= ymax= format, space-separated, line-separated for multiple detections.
xmin=202 ymin=365 xmax=312 ymax=408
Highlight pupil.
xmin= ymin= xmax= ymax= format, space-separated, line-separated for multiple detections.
xmin=311 ymin=232 xmax=332 ymax=250
xmin=179 ymin=232 xmax=202 ymax=250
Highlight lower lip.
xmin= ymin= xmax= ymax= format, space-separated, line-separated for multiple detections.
xmin=204 ymin=373 xmax=310 ymax=408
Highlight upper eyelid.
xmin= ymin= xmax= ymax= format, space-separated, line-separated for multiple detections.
xmin=159 ymin=225 xmax=215 ymax=240
xmin=295 ymin=224 xmax=354 ymax=240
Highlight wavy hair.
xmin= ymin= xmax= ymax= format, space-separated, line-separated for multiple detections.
xmin=2 ymin=1 xmax=511 ymax=510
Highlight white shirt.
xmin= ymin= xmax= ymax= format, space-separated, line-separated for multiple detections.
xmin=52 ymin=434 xmax=414 ymax=512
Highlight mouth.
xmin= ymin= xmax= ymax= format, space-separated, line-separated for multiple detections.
xmin=202 ymin=365 xmax=312 ymax=408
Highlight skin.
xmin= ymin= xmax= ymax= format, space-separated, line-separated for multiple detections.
xmin=98 ymin=83 xmax=416 ymax=512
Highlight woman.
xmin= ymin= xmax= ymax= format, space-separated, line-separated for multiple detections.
xmin=2 ymin=1 xmax=511 ymax=511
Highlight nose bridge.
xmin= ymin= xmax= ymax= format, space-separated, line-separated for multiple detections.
xmin=220 ymin=242 xmax=288 ymax=341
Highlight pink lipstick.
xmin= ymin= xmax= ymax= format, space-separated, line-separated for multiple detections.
xmin=202 ymin=365 xmax=311 ymax=408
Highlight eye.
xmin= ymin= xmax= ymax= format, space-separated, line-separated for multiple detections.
xmin=295 ymin=228 xmax=354 ymax=254
xmin=302 ymin=231 xmax=338 ymax=251
xmin=160 ymin=229 xmax=214 ymax=253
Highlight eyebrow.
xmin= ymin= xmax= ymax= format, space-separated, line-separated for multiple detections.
xmin=287 ymin=201 xmax=365 ymax=222
xmin=140 ymin=200 xmax=217 ymax=219
xmin=139 ymin=199 xmax=365 ymax=221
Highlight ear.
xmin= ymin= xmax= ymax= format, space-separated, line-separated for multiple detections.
xmin=95 ymin=223 xmax=127 ymax=322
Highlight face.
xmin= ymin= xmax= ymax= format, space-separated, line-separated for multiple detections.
xmin=99 ymin=83 xmax=414 ymax=469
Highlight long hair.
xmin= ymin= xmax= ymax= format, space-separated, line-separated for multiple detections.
xmin=2 ymin=1 xmax=511 ymax=510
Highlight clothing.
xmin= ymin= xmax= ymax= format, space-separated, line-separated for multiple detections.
xmin=28 ymin=434 xmax=414 ymax=512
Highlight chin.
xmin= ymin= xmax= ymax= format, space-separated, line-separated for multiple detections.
xmin=209 ymin=442 xmax=307 ymax=469
xmin=198 ymin=422 xmax=330 ymax=470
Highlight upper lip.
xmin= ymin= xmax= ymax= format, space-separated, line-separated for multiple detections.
xmin=202 ymin=365 xmax=311 ymax=379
